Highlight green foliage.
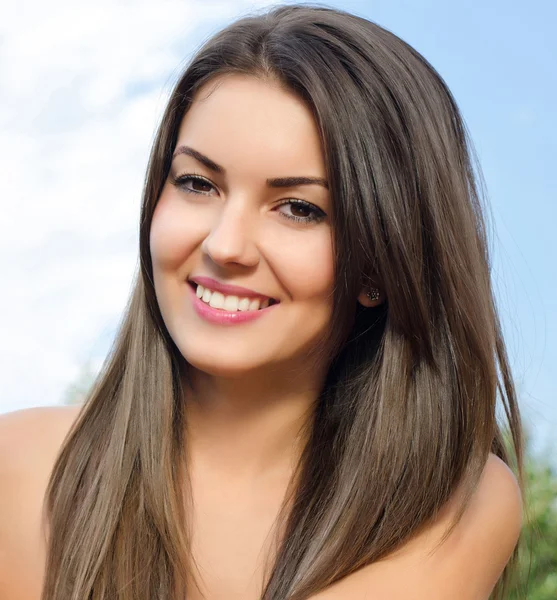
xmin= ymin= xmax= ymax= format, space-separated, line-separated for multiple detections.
xmin=499 ymin=419 xmax=557 ymax=600
xmin=510 ymin=443 xmax=557 ymax=600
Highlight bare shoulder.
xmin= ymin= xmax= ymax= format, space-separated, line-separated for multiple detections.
xmin=0 ymin=403 xmax=83 ymax=514
xmin=0 ymin=402 xmax=83 ymax=436
xmin=0 ymin=402 xmax=83 ymax=518
xmin=0 ymin=405 xmax=83 ymax=598
xmin=0 ymin=404 xmax=83 ymax=469
xmin=313 ymin=452 xmax=523 ymax=600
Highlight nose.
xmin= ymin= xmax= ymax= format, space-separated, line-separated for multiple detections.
xmin=201 ymin=198 xmax=260 ymax=268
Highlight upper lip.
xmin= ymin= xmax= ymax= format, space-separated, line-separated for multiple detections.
xmin=189 ymin=276 xmax=278 ymax=302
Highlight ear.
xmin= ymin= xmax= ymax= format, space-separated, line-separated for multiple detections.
xmin=358 ymin=288 xmax=384 ymax=308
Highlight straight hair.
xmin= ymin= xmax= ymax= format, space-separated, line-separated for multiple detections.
xmin=41 ymin=4 xmax=524 ymax=599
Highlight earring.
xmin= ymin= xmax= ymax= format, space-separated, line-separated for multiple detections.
xmin=366 ymin=288 xmax=380 ymax=302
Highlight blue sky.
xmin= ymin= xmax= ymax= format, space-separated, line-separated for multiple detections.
xmin=1 ymin=0 xmax=554 ymax=457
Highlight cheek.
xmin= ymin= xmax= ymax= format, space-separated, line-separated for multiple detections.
xmin=149 ymin=196 xmax=200 ymax=273
xmin=271 ymin=230 xmax=334 ymax=300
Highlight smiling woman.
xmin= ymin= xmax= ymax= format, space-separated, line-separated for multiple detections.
xmin=0 ymin=3 xmax=524 ymax=600
xmin=150 ymin=74 xmax=336 ymax=380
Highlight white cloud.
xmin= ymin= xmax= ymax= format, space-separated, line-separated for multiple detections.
xmin=0 ymin=0 xmax=276 ymax=414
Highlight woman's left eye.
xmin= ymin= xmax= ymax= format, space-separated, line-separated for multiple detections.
xmin=171 ymin=174 xmax=326 ymax=225
xmin=276 ymin=199 xmax=326 ymax=224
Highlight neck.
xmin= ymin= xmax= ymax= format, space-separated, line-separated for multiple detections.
xmin=182 ymin=363 xmax=325 ymax=483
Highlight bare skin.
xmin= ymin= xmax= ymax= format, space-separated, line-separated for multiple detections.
xmin=0 ymin=404 xmax=522 ymax=600
xmin=0 ymin=406 xmax=82 ymax=600
xmin=0 ymin=75 xmax=522 ymax=600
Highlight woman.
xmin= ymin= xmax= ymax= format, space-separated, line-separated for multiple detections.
xmin=0 ymin=4 xmax=523 ymax=599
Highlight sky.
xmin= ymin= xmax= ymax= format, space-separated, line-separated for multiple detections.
xmin=1 ymin=0 xmax=555 ymax=458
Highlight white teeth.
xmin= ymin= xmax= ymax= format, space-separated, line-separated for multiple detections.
xmin=248 ymin=298 xmax=261 ymax=311
xmin=208 ymin=291 xmax=225 ymax=309
xmin=223 ymin=295 xmax=239 ymax=311
xmin=238 ymin=298 xmax=251 ymax=311
xmin=193 ymin=284 xmax=273 ymax=313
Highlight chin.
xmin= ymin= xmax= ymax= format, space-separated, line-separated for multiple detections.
xmin=180 ymin=351 xmax=275 ymax=379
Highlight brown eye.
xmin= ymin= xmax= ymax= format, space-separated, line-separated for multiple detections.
xmin=276 ymin=199 xmax=326 ymax=224
xmin=172 ymin=174 xmax=216 ymax=195
xmin=189 ymin=178 xmax=214 ymax=194
xmin=290 ymin=204 xmax=312 ymax=218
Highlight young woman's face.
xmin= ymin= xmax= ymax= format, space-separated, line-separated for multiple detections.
xmin=150 ymin=74 xmax=334 ymax=377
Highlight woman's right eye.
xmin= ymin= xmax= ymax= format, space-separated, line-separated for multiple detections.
xmin=172 ymin=174 xmax=216 ymax=195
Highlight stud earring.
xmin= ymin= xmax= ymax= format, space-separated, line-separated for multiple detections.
xmin=366 ymin=288 xmax=380 ymax=302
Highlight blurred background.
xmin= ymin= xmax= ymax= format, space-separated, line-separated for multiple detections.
xmin=1 ymin=0 xmax=555 ymax=596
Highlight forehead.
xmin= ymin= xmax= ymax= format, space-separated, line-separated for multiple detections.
xmin=175 ymin=74 xmax=326 ymax=178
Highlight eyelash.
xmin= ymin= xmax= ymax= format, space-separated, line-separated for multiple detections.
xmin=170 ymin=173 xmax=326 ymax=225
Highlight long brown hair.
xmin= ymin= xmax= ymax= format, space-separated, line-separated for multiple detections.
xmin=41 ymin=4 xmax=524 ymax=599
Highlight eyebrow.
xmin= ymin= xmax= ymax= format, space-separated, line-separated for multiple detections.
xmin=172 ymin=145 xmax=329 ymax=190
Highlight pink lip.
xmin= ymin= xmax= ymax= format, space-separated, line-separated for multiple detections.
xmin=189 ymin=275 xmax=276 ymax=302
xmin=187 ymin=282 xmax=279 ymax=325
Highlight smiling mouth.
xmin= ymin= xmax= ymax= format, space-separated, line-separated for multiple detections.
xmin=187 ymin=280 xmax=280 ymax=309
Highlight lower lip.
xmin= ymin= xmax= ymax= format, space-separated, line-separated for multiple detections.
xmin=187 ymin=283 xmax=279 ymax=325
